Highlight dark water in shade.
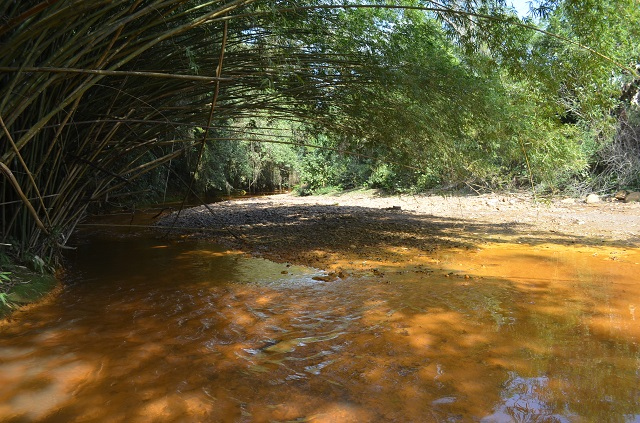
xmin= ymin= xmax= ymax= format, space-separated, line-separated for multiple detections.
xmin=1 ymin=226 xmax=640 ymax=422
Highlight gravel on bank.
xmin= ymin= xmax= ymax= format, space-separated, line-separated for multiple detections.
xmin=156 ymin=190 xmax=640 ymax=271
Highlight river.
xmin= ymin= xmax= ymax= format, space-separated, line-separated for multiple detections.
xmin=0 ymin=214 xmax=639 ymax=422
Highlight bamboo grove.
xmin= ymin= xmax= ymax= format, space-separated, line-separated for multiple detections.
xmin=1 ymin=0 xmax=639 ymax=264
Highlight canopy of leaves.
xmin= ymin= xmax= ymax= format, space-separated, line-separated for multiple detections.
xmin=0 ymin=0 xmax=638 ymax=262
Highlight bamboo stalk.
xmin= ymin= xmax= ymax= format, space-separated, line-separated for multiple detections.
xmin=0 ymin=0 xmax=64 ymax=37
xmin=0 ymin=114 xmax=52 ymax=226
xmin=0 ymin=67 xmax=233 ymax=82
xmin=0 ymin=162 xmax=49 ymax=235
xmin=1 ymin=0 xmax=630 ymax=263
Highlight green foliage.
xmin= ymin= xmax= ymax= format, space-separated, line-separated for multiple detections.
xmin=1 ymin=264 xmax=15 ymax=310
xmin=3 ymin=0 xmax=640 ymax=264
xmin=190 ymin=119 xmax=301 ymax=195
xmin=588 ymin=106 xmax=640 ymax=192
xmin=507 ymin=0 xmax=639 ymax=192
xmin=296 ymin=134 xmax=345 ymax=191
xmin=367 ymin=164 xmax=395 ymax=191
xmin=0 ymin=261 xmax=59 ymax=317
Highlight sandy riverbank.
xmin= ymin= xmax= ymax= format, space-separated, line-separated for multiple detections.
xmin=156 ymin=190 xmax=640 ymax=273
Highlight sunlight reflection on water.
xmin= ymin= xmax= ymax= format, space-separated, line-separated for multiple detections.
xmin=481 ymin=373 xmax=574 ymax=423
xmin=0 ymin=232 xmax=639 ymax=422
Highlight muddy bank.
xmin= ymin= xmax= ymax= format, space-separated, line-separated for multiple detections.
xmin=156 ymin=190 xmax=640 ymax=273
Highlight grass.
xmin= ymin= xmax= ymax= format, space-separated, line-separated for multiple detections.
xmin=0 ymin=266 xmax=59 ymax=319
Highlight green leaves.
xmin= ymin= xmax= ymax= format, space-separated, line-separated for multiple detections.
xmin=2 ymin=0 xmax=639 ymax=264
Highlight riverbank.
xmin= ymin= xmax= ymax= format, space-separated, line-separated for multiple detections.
xmin=0 ymin=265 xmax=60 ymax=321
xmin=157 ymin=189 xmax=640 ymax=274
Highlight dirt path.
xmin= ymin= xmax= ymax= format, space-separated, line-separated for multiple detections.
xmin=157 ymin=190 xmax=640 ymax=273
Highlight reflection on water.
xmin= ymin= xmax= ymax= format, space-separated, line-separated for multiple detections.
xmin=1 ymin=231 xmax=640 ymax=422
xmin=482 ymin=374 xmax=574 ymax=423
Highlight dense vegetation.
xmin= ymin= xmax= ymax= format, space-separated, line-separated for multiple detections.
xmin=1 ymin=0 xmax=639 ymax=269
xmin=160 ymin=0 xmax=640 ymax=196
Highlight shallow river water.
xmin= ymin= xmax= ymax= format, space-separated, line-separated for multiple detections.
xmin=1 ymin=224 xmax=640 ymax=422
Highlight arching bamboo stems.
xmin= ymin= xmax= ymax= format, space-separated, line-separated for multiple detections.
xmin=0 ymin=162 xmax=49 ymax=236
xmin=1 ymin=1 xmax=254 ymax=163
xmin=96 ymin=146 xmax=191 ymax=199
xmin=171 ymin=19 xmax=230 ymax=229
xmin=0 ymin=0 xmax=64 ymax=37
xmin=0 ymin=115 xmax=52 ymax=228
xmin=1 ymin=0 xmax=634 ymax=264
xmin=0 ymin=67 xmax=233 ymax=83
xmin=221 ymin=3 xmax=639 ymax=78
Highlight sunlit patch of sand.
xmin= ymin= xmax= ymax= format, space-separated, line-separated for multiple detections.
xmin=255 ymin=293 xmax=277 ymax=305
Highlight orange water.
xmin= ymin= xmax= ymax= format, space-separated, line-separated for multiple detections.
xmin=1 ymin=228 xmax=639 ymax=422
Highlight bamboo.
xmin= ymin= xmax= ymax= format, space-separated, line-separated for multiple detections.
xmin=0 ymin=162 xmax=49 ymax=235
xmin=1 ymin=0 xmax=632 ymax=264
xmin=0 ymin=67 xmax=233 ymax=82
xmin=173 ymin=19 xmax=229 ymax=223
xmin=0 ymin=115 xmax=52 ymax=226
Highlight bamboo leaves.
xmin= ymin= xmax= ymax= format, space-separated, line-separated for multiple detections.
xmin=1 ymin=0 xmax=637 ymax=263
